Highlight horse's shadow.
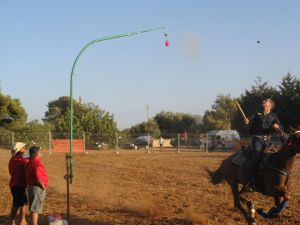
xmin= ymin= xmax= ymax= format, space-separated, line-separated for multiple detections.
xmin=0 ymin=214 xmax=115 ymax=225
xmin=0 ymin=214 xmax=198 ymax=225
xmin=0 ymin=215 xmax=9 ymax=225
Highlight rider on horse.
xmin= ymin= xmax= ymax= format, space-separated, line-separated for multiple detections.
xmin=244 ymin=98 xmax=282 ymax=189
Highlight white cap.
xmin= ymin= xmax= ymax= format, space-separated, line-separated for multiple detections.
xmin=12 ymin=142 xmax=26 ymax=155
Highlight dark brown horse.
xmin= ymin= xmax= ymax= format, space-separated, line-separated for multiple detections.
xmin=207 ymin=130 xmax=300 ymax=224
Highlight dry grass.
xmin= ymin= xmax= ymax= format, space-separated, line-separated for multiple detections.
xmin=0 ymin=148 xmax=299 ymax=225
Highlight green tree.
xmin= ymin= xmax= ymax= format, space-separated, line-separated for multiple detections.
xmin=14 ymin=120 xmax=51 ymax=149
xmin=129 ymin=119 xmax=161 ymax=137
xmin=201 ymin=94 xmax=237 ymax=130
xmin=154 ymin=111 xmax=199 ymax=134
xmin=240 ymin=77 xmax=279 ymax=116
xmin=0 ymin=93 xmax=27 ymax=129
xmin=44 ymin=96 xmax=118 ymax=144
xmin=201 ymin=110 xmax=222 ymax=130
xmin=277 ymin=73 xmax=300 ymax=129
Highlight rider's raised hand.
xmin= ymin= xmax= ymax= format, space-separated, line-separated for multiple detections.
xmin=273 ymin=123 xmax=280 ymax=129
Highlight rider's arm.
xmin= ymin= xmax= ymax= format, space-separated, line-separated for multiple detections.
xmin=272 ymin=114 xmax=281 ymax=130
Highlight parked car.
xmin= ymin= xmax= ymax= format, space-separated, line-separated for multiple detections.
xmin=207 ymin=130 xmax=240 ymax=150
xmin=134 ymin=135 xmax=152 ymax=149
xmin=88 ymin=141 xmax=107 ymax=150
xmin=94 ymin=142 xmax=102 ymax=149
xmin=121 ymin=143 xmax=138 ymax=150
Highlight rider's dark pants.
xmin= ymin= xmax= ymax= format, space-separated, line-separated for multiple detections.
xmin=251 ymin=136 xmax=270 ymax=175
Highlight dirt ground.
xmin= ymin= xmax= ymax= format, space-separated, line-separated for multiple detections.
xmin=0 ymin=148 xmax=299 ymax=225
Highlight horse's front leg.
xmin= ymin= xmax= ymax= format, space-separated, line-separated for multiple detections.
xmin=257 ymin=196 xmax=288 ymax=218
xmin=274 ymin=196 xmax=283 ymax=208
xmin=272 ymin=196 xmax=288 ymax=215
xmin=269 ymin=187 xmax=289 ymax=216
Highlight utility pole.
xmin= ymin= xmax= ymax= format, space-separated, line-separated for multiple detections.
xmin=146 ymin=104 xmax=150 ymax=121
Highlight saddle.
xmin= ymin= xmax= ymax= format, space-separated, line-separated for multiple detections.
xmin=231 ymin=145 xmax=278 ymax=167
xmin=231 ymin=146 xmax=252 ymax=166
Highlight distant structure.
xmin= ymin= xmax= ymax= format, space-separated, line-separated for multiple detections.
xmin=146 ymin=104 xmax=150 ymax=121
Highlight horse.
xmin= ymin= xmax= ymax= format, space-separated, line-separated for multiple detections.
xmin=207 ymin=130 xmax=300 ymax=225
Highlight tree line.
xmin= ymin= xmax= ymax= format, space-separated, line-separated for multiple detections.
xmin=127 ymin=73 xmax=300 ymax=137
xmin=203 ymin=73 xmax=300 ymax=135
xmin=0 ymin=72 xmax=299 ymax=146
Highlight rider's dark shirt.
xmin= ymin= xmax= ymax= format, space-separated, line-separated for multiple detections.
xmin=249 ymin=112 xmax=280 ymax=135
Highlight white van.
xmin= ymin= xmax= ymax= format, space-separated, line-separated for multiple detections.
xmin=207 ymin=130 xmax=240 ymax=150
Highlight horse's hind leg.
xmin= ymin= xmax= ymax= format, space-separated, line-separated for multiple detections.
xmin=228 ymin=180 xmax=257 ymax=224
xmin=229 ymin=181 xmax=241 ymax=209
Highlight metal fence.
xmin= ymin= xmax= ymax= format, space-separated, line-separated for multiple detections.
xmin=0 ymin=130 xmax=251 ymax=152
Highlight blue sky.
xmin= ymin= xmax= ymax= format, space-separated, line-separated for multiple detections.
xmin=1 ymin=1 xmax=299 ymax=129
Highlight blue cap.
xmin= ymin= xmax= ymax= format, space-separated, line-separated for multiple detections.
xmin=29 ymin=146 xmax=40 ymax=157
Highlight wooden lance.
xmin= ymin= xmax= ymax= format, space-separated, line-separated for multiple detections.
xmin=235 ymin=100 xmax=247 ymax=121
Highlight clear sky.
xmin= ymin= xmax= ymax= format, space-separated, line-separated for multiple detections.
xmin=0 ymin=1 xmax=299 ymax=129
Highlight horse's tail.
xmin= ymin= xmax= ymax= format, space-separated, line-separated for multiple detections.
xmin=204 ymin=166 xmax=224 ymax=184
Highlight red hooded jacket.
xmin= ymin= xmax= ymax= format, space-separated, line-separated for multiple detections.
xmin=9 ymin=154 xmax=28 ymax=187
xmin=25 ymin=157 xmax=48 ymax=187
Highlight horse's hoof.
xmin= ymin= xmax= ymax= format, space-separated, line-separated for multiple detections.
xmin=257 ymin=208 xmax=272 ymax=218
xmin=246 ymin=216 xmax=256 ymax=225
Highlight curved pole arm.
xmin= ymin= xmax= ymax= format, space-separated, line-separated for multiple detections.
xmin=69 ymin=26 xmax=165 ymax=183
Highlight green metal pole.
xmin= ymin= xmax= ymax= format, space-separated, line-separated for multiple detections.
xmin=69 ymin=26 xmax=165 ymax=183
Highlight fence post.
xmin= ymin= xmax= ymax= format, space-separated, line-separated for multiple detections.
xmin=11 ymin=132 xmax=15 ymax=147
xmin=206 ymin=132 xmax=209 ymax=152
xmin=48 ymin=131 xmax=52 ymax=153
xmin=115 ymin=132 xmax=119 ymax=154
xmin=177 ymin=133 xmax=180 ymax=153
xmin=83 ymin=132 xmax=86 ymax=153
xmin=147 ymin=133 xmax=151 ymax=153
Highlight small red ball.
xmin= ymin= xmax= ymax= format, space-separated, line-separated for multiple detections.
xmin=165 ymin=40 xmax=170 ymax=47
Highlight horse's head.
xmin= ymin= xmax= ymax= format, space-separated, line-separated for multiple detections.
xmin=288 ymin=130 xmax=300 ymax=154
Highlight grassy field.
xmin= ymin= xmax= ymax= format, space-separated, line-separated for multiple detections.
xmin=1 ymin=148 xmax=300 ymax=225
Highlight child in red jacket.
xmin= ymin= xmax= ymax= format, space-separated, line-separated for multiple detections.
xmin=9 ymin=142 xmax=28 ymax=225
xmin=26 ymin=146 xmax=48 ymax=225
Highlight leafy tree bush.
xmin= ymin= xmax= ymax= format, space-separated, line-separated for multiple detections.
xmin=0 ymin=93 xmax=27 ymax=129
xmin=154 ymin=111 xmax=200 ymax=134
xmin=129 ymin=119 xmax=161 ymax=137
xmin=277 ymin=73 xmax=300 ymax=129
xmin=44 ymin=96 xmax=118 ymax=146
xmin=202 ymin=94 xmax=237 ymax=130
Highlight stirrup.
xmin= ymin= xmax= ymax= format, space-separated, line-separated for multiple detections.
xmin=245 ymin=180 xmax=255 ymax=192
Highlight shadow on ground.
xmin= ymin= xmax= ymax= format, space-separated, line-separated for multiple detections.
xmin=0 ymin=214 xmax=116 ymax=225
xmin=0 ymin=215 xmax=9 ymax=225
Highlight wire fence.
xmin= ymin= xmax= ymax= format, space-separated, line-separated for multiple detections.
xmin=0 ymin=130 xmax=252 ymax=153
